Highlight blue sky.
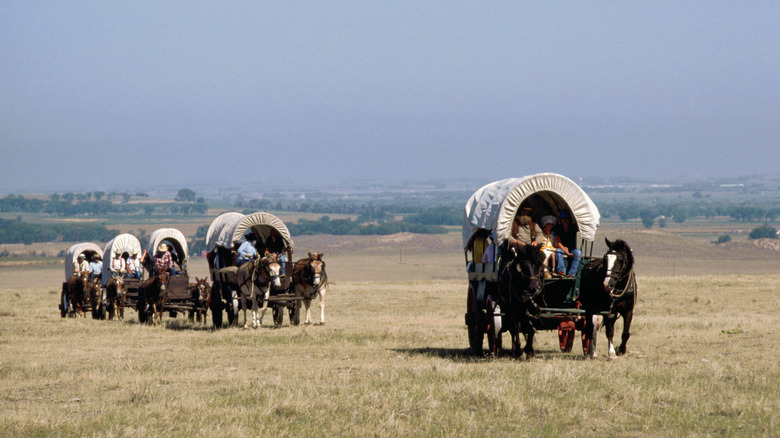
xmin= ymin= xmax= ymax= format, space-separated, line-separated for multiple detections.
xmin=2 ymin=2 xmax=779 ymax=192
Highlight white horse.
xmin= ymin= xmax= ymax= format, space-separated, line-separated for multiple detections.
xmin=236 ymin=254 xmax=282 ymax=328
xmin=292 ymin=252 xmax=328 ymax=324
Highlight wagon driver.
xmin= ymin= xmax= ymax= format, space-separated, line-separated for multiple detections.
xmin=237 ymin=233 xmax=258 ymax=267
xmin=554 ymin=210 xmax=582 ymax=277
xmin=74 ymin=253 xmax=89 ymax=275
xmin=154 ymin=243 xmax=174 ymax=276
xmin=510 ymin=207 xmax=541 ymax=249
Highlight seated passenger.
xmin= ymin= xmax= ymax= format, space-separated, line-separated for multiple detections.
xmin=126 ymin=250 xmax=142 ymax=279
xmin=554 ymin=210 xmax=582 ymax=277
xmin=237 ymin=233 xmax=258 ymax=267
xmin=265 ymin=230 xmax=287 ymax=275
xmin=539 ymin=215 xmax=557 ymax=277
xmin=110 ymin=250 xmax=126 ymax=277
xmin=89 ymin=254 xmax=103 ymax=282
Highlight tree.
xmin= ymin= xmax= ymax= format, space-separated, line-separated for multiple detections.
xmin=749 ymin=224 xmax=778 ymax=239
xmin=176 ymin=188 xmax=196 ymax=202
xmin=50 ymin=193 xmax=60 ymax=202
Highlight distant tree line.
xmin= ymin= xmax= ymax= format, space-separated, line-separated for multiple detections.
xmin=287 ymin=216 xmax=447 ymax=236
xmin=0 ymin=192 xmax=207 ymax=217
xmin=0 ymin=216 xmax=118 ymax=244
xmin=599 ymin=201 xmax=780 ymax=228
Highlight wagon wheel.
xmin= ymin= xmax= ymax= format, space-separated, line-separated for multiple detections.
xmin=99 ymin=303 xmax=107 ymax=320
xmin=557 ymin=320 xmax=575 ymax=353
xmin=272 ymin=305 xmax=284 ymax=326
xmin=289 ymin=299 xmax=301 ymax=326
xmin=137 ymin=295 xmax=148 ymax=324
xmin=466 ymin=284 xmax=484 ymax=355
xmin=486 ymin=296 xmax=502 ymax=356
xmin=210 ymin=285 xmax=224 ymax=328
xmin=60 ymin=287 xmax=68 ymax=318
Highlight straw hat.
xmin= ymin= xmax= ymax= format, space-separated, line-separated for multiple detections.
xmin=158 ymin=243 xmax=169 ymax=251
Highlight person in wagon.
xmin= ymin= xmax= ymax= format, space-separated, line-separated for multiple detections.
xmin=74 ymin=253 xmax=89 ymax=275
xmin=154 ymin=243 xmax=175 ymax=276
xmin=89 ymin=254 xmax=103 ymax=282
xmin=539 ymin=215 xmax=558 ymax=277
xmin=510 ymin=207 xmax=541 ymax=248
xmin=126 ymin=249 xmax=142 ymax=279
xmin=110 ymin=250 xmax=126 ymax=277
xmin=237 ymin=233 xmax=258 ymax=267
xmin=265 ymin=229 xmax=287 ymax=275
xmin=554 ymin=210 xmax=582 ymax=277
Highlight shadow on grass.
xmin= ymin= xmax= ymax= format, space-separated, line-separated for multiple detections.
xmin=395 ymin=346 xmax=593 ymax=362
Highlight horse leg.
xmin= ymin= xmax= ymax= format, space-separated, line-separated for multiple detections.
xmin=319 ymin=290 xmax=326 ymax=324
xmin=617 ymin=310 xmax=633 ymax=356
xmin=588 ymin=314 xmax=600 ymax=358
xmin=240 ymin=292 xmax=250 ymax=329
xmin=522 ymin=320 xmax=536 ymax=359
xmin=303 ymin=298 xmax=312 ymax=324
xmin=258 ymin=288 xmax=270 ymax=326
xmin=510 ymin=324 xmax=522 ymax=358
xmin=605 ymin=314 xmax=618 ymax=358
xmin=251 ymin=291 xmax=260 ymax=329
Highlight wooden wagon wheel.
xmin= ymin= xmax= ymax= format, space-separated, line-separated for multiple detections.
xmin=289 ymin=299 xmax=301 ymax=326
xmin=272 ymin=305 xmax=284 ymax=326
xmin=466 ymin=284 xmax=484 ymax=355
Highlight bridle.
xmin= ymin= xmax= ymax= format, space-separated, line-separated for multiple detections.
xmin=604 ymin=249 xmax=634 ymax=299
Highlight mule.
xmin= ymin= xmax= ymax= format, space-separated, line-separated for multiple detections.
xmin=291 ymin=252 xmax=328 ymax=325
xmin=105 ymin=275 xmax=126 ymax=321
xmin=494 ymin=244 xmax=546 ymax=358
xmin=88 ymin=277 xmax=104 ymax=319
xmin=189 ymin=277 xmax=211 ymax=325
xmin=142 ymin=271 xmax=170 ymax=326
xmin=579 ymin=238 xmax=636 ymax=358
xmin=66 ymin=271 xmax=91 ymax=318
xmin=235 ymin=254 xmax=282 ymax=328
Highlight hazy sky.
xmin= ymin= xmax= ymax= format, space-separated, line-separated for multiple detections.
xmin=2 ymin=2 xmax=779 ymax=192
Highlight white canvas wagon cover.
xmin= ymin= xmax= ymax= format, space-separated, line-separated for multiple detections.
xmin=64 ymin=242 xmax=103 ymax=280
xmin=462 ymin=173 xmax=600 ymax=249
xmin=101 ymin=234 xmax=142 ymax=282
xmin=207 ymin=211 xmax=293 ymax=251
xmin=147 ymin=228 xmax=189 ymax=266
xmin=205 ymin=212 xmax=244 ymax=253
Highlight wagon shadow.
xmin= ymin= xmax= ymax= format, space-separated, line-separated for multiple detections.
xmin=395 ymin=347 xmax=594 ymax=362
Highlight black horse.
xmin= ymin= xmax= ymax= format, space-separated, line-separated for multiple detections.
xmin=579 ymin=238 xmax=636 ymax=358
xmin=494 ymin=243 xmax=546 ymax=358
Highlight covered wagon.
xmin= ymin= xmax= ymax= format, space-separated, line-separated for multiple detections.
xmin=60 ymin=242 xmax=103 ymax=317
xmin=463 ymin=173 xmax=601 ymax=355
xmin=136 ymin=228 xmax=193 ymax=322
xmin=205 ymin=211 xmax=297 ymax=328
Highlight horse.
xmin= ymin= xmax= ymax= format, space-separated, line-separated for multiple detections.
xmin=579 ymin=238 xmax=637 ymax=358
xmin=189 ymin=277 xmax=211 ymax=324
xmin=494 ymin=243 xmax=546 ymax=358
xmin=66 ymin=271 xmax=91 ymax=318
xmin=142 ymin=271 xmax=170 ymax=326
xmin=105 ymin=275 xmax=126 ymax=321
xmin=235 ymin=253 xmax=282 ymax=328
xmin=88 ymin=277 xmax=104 ymax=319
xmin=291 ymin=252 xmax=328 ymax=325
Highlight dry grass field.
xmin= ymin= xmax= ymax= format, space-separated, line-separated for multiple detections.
xmin=1 ymin=226 xmax=779 ymax=437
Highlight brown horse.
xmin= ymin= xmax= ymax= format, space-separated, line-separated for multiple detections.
xmin=235 ymin=253 xmax=282 ymax=328
xmin=142 ymin=272 xmax=170 ymax=326
xmin=189 ymin=277 xmax=211 ymax=324
xmin=291 ymin=252 xmax=328 ymax=325
xmin=579 ymin=238 xmax=636 ymax=358
xmin=88 ymin=278 xmax=104 ymax=319
xmin=105 ymin=275 xmax=126 ymax=321
xmin=66 ymin=271 xmax=91 ymax=318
